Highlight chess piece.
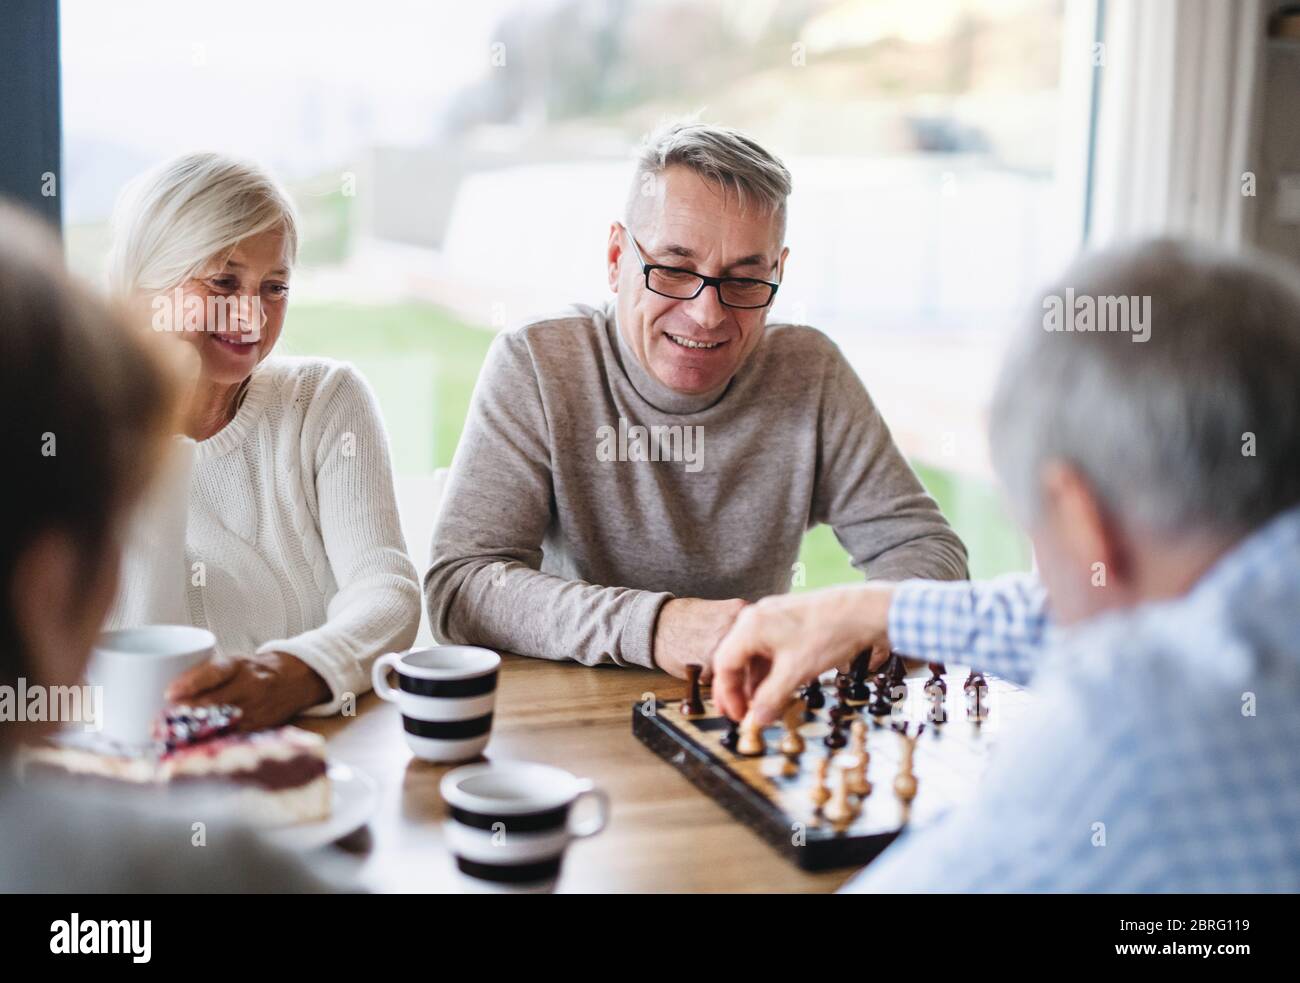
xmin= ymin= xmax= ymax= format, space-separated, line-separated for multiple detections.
xmin=823 ymin=715 xmax=848 ymax=749
xmin=737 ymin=717 xmax=765 ymax=756
xmin=810 ymin=756 xmax=831 ymax=809
xmin=780 ymin=753 xmax=799 ymax=779
xmin=834 ymin=672 xmax=854 ymax=712
xmin=845 ymin=755 xmax=871 ymax=798
xmin=927 ymin=688 xmax=948 ymax=725
xmin=893 ymin=731 xmax=918 ymax=804
xmin=848 ymin=651 xmax=872 ymax=704
xmin=868 ymin=672 xmax=892 ymax=720
xmin=802 ymin=676 xmax=826 ymax=711
xmin=823 ymin=761 xmax=858 ymax=825
xmin=886 ymin=653 xmax=907 ymax=700
xmin=845 ymin=721 xmax=871 ymax=796
xmin=720 ymin=717 xmax=740 ymax=752
xmin=923 ymin=663 xmax=947 ymax=724
xmin=964 ymin=670 xmax=989 ymax=723
xmin=923 ymin=663 xmax=947 ymax=697
xmin=779 ymin=699 xmax=806 ymax=756
xmin=681 ymin=663 xmax=705 ymax=717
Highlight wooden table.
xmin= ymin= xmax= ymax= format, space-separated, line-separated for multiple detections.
xmin=300 ymin=654 xmax=852 ymax=893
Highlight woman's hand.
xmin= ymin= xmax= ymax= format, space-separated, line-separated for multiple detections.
xmin=710 ymin=583 xmax=897 ymax=727
xmin=165 ymin=652 xmax=332 ymax=732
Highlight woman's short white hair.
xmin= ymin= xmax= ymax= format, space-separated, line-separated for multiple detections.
xmin=107 ymin=152 xmax=299 ymax=296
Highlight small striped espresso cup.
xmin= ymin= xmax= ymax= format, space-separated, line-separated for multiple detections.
xmin=441 ymin=762 xmax=610 ymax=893
xmin=371 ymin=645 xmax=500 ymax=762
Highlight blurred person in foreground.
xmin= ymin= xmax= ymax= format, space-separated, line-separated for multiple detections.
xmin=713 ymin=239 xmax=1300 ymax=892
xmin=0 ymin=205 xmax=325 ymax=892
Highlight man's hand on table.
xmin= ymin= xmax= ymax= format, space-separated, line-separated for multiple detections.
xmin=166 ymin=652 xmax=332 ymax=732
xmin=652 ymin=597 xmax=748 ymax=680
xmin=711 ymin=583 xmax=897 ymax=727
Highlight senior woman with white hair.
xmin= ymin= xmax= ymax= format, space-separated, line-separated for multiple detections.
xmin=106 ymin=152 xmax=420 ymax=731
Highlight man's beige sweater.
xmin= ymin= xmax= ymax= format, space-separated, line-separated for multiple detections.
xmin=426 ymin=302 xmax=968 ymax=668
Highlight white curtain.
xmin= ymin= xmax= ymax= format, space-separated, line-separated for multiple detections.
xmin=1089 ymin=0 xmax=1268 ymax=247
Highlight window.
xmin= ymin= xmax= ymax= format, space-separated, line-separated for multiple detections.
xmin=61 ymin=0 xmax=1099 ymax=582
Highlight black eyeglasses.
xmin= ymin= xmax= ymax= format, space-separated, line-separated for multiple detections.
xmin=623 ymin=226 xmax=780 ymax=310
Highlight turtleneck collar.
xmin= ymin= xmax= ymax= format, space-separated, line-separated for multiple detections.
xmin=602 ymin=299 xmax=741 ymax=416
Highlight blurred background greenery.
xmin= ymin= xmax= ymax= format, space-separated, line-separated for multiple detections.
xmin=278 ymin=300 xmax=1030 ymax=587
xmin=63 ymin=0 xmax=1058 ymax=589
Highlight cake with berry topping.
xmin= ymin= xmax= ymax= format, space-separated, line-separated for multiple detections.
xmin=20 ymin=706 xmax=331 ymax=827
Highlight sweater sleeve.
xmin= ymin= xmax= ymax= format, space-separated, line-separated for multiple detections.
xmin=255 ymin=365 xmax=421 ymax=715
xmin=811 ymin=347 xmax=969 ymax=584
xmin=424 ymin=333 xmax=671 ymax=669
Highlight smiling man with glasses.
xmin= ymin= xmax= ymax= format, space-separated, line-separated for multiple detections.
xmin=426 ymin=119 xmax=968 ymax=677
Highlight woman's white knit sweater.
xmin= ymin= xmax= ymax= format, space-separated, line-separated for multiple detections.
xmin=108 ymin=356 xmax=421 ymax=715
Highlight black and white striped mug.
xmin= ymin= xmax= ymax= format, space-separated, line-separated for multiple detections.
xmin=371 ymin=645 xmax=500 ymax=762
xmin=441 ymin=762 xmax=610 ymax=893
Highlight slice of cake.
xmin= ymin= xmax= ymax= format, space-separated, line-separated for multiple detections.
xmin=166 ymin=726 xmax=331 ymax=827
xmin=20 ymin=710 xmax=331 ymax=828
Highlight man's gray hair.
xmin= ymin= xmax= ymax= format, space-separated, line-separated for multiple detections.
xmin=990 ymin=238 xmax=1300 ymax=536
xmin=627 ymin=119 xmax=792 ymax=234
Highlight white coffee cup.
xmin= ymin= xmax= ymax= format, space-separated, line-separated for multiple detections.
xmin=371 ymin=645 xmax=501 ymax=762
xmin=441 ymin=761 xmax=609 ymax=893
xmin=86 ymin=625 xmax=215 ymax=747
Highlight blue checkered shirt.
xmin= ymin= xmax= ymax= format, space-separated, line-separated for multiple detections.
xmin=845 ymin=506 xmax=1300 ymax=892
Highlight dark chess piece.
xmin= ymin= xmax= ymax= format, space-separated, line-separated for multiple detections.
xmin=720 ymin=717 xmax=740 ymax=752
xmin=823 ymin=716 xmax=848 ymax=750
xmin=886 ymin=653 xmax=908 ymax=700
xmin=682 ymin=663 xmax=705 ymax=717
xmin=926 ymin=689 xmax=948 ymax=725
xmin=833 ymin=673 xmax=857 ymax=718
xmin=923 ymin=663 xmax=948 ymax=697
xmin=868 ymin=671 xmax=893 ymax=720
xmin=848 ymin=651 xmax=872 ymax=704
xmin=803 ymin=676 xmax=826 ymax=710
xmin=834 ymin=671 xmax=853 ymax=703
xmin=924 ymin=663 xmax=948 ymax=725
xmin=964 ymin=670 xmax=989 ymax=722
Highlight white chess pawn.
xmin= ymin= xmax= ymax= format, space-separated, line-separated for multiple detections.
xmin=845 ymin=721 xmax=871 ymax=797
xmin=893 ymin=732 xmax=918 ymax=804
xmin=779 ymin=698 xmax=806 ymax=756
xmin=810 ymin=756 xmax=831 ymax=809
xmin=823 ymin=760 xmax=858 ymax=825
xmin=737 ymin=717 xmax=765 ymax=756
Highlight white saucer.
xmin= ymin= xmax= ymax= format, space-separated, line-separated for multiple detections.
xmin=259 ymin=762 xmax=378 ymax=852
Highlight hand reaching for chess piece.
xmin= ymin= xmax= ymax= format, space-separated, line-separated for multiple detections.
xmin=710 ymin=584 xmax=897 ymax=727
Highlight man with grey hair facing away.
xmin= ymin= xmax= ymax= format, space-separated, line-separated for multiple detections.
xmin=712 ymin=239 xmax=1300 ymax=892
xmin=426 ymin=120 xmax=968 ymax=677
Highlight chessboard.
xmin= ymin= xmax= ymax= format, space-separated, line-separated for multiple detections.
xmin=631 ymin=657 xmax=1032 ymax=871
